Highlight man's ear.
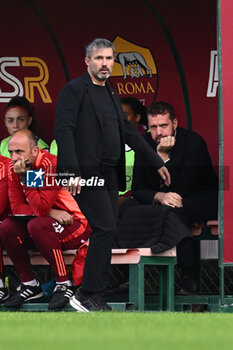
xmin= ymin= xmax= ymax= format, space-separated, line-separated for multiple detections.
xmin=173 ymin=118 xmax=178 ymax=130
xmin=32 ymin=145 xmax=39 ymax=158
xmin=84 ymin=57 xmax=89 ymax=67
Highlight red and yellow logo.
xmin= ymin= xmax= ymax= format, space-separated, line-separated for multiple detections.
xmin=110 ymin=36 xmax=158 ymax=105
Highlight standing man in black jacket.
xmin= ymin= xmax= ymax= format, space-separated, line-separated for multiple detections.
xmin=132 ymin=101 xmax=218 ymax=292
xmin=55 ymin=38 xmax=170 ymax=312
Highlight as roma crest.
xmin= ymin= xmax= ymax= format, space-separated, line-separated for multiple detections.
xmin=110 ymin=36 xmax=158 ymax=105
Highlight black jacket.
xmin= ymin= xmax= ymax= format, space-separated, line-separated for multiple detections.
xmin=55 ymin=71 xmax=164 ymax=191
xmin=132 ymin=127 xmax=218 ymax=220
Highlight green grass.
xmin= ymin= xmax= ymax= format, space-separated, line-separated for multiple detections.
xmin=0 ymin=312 xmax=233 ymax=350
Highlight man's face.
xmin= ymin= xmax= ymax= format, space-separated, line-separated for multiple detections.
xmin=121 ymin=103 xmax=141 ymax=125
xmin=85 ymin=47 xmax=114 ymax=84
xmin=8 ymin=134 xmax=38 ymax=166
xmin=4 ymin=107 xmax=32 ymax=136
xmin=148 ymin=112 xmax=178 ymax=144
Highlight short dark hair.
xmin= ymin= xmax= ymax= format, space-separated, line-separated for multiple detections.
xmin=120 ymin=97 xmax=147 ymax=125
xmin=4 ymin=96 xmax=37 ymax=133
xmin=147 ymin=101 xmax=175 ymax=121
xmin=85 ymin=38 xmax=115 ymax=58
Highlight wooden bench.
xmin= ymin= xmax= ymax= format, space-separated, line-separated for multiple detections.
xmin=112 ymin=247 xmax=177 ymax=311
xmin=3 ymin=247 xmax=177 ymax=312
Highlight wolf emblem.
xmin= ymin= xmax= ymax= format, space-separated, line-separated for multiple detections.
xmin=115 ymin=51 xmax=152 ymax=79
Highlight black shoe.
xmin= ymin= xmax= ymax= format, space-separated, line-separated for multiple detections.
xmin=0 ymin=286 xmax=10 ymax=303
xmin=4 ymin=283 xmax=43 ymax=308
xmin=69 ymin=290 xmax=112 ymax=312
xmin=179 ymin=274 xmax=198 ymax=295
xmin=106 ymin=281 xmax=129 ymax=295
xmin=48 ymin=284 xmax=74 ymax=310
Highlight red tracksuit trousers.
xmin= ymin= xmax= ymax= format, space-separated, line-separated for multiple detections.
xmin=0 ymin=217 xmax=91 ymax=283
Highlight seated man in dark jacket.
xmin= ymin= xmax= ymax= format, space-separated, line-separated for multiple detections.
xmin=132 ymin=102 xmax=218 ymax=293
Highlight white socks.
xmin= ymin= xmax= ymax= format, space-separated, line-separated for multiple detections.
xmin=56 ymin=280 xmax=72 ymax=286
xmin=23 ymin=279 xmax=72 ymax=287
xmin=23 ymin=279 xmax=38 ymax=287
xmin=0 ymin=279 xmax=5 ymax=288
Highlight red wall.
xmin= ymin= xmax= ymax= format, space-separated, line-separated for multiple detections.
xmin=220 ymin=0 xmax=233 ymax=263
xmin=1 ymin=0 xmax=218 ymax=166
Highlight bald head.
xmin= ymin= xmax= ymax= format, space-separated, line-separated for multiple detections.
xmin=9 ymin=129 xmax=37 ymax=147
xmin=8 ymin=129 xmax=39 ymax=165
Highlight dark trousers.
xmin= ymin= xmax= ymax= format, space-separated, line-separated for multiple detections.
xmin=75 ymin=165 xmax=119 ymax=293
xmin=175 ymin=192 xmax=217 ymax=271
xmin=172 ymin=196 xmax=202 ymax=270
xmin=117 ymin=193 xmax=216 ymax=271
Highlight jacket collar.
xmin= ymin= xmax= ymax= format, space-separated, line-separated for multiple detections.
xmin=34 ymin=149 xmax=44 ymax=168
xmin=81 ymin=70 xmax=94 ymax=84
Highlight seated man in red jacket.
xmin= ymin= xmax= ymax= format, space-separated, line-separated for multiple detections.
xmin=0 ymin=155 xmax=11 ymax=302
xmin=0 ymin=129 xmax=91 ymax=309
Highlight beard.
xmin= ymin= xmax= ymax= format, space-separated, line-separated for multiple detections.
xmin=95 ymin=71 xmax=110 ymax=82
xmin=90 ymin=65 xmax=112 ymax=82
xmin=156 ymin=128 xmax=176 ymax=144
xmin=156 ymin=136 xmax=162 ymax=144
